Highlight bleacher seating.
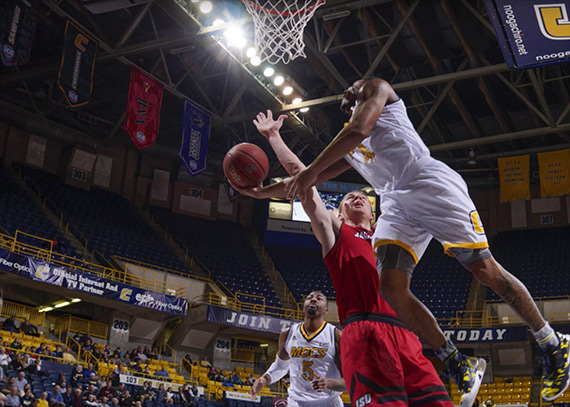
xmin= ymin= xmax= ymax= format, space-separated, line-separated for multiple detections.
xmin=488 ymin=227 xmax=570 ymax=299
xmin=267 ymin=247 xmax=334 ymax=300
xmin=150 ymin=208 xmax=282 ymax=308
xmin=18 ymin=166 xmax=189 ymax=273
xmin=0 ymin=166 xmax=78 ymax=258
xmin=449 ymin=376 xmax=532 ymax=406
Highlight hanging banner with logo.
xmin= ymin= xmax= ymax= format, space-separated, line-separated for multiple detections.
xmin=498 ymin=155 xmax=530 ymax=202
xmin=180 ymin=100 xmax=210 ymax=175
xmin=0 ymin=249 xmax=187 ymax=316
xmin=0 ymin=0 xmax=39 ymax=66
xmin=483 ymin=0 xmax=570 ymax=69
xmin=538 ymin=149 xmax=570 ymax=197
xmin=57 ymin=20 xmax=98 ymax=108
xmin=123 ymin=66 xmax=164 ymax=150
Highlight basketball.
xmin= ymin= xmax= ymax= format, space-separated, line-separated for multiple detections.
xmin=223 ymin=143 xmax=269 ymax=188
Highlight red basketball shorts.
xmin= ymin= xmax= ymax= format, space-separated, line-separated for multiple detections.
xmin=341 ymin=313 xmax=453 ymax=407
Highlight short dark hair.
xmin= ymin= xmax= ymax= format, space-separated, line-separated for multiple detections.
xmin=306 ymin=290 xmax=328 ymax=306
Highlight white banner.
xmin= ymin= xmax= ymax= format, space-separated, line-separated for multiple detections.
xmin=266 ymin=219 xmax=313 ymax=235
xmin=226 ymin=391 xmax=260 ymax=403
xmin=93 ymin=155 xmax=113 ymax=188
xmin=26 ymin=135 xmax=47 ymax=168
xmin=119 ymin=375 xmax=204 ymax=394
xmin=71 ymin=149 xmax=97 ymax=172
xmin=151 ymin=169 xmax=170 ymax=202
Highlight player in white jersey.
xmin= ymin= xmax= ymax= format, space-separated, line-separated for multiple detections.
xmin=283 ymin=78 xmax=570 ymax=404
xmin=251 ymin=291 xmax=344 ymax=407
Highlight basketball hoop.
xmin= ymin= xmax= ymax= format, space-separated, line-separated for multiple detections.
xmin=242 ymin=0 xmax=325 ymax=65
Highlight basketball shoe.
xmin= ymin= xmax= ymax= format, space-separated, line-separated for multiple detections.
xmin=541 ymin=332 xmax=570 ymax=401
xmin=447 ymin=352 xmax=486 ymax=407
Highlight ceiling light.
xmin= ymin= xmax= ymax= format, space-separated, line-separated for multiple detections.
xmin=283 ymin=86 xmax=293 ymax=95
xmin=273 ymin=75 xmax=284 ymax=86
xmin=250 ymin=56 xmax=261 ymax=66
xmin=212 ymin=18 xmax=225 ymax=26
xmin=467 ymin=149 xmax=477 ymax=166
xmin=224 ymin=26 xmax=246 ymax=48
xmin=292 ymin=97 xmax=302 ymax=104
xmin=71 ymin=298 xmax=81 ymax=303
xmin=259 ymin=343 xmax=269 ymax=347
xmin=54 ymin=301 xmax=70 ymax=308
xmin=199 ymin=1 xmax=213 ymax=13
xmin=263 ymin=67 xmax=275 ymax=77
xmin=300 ymin=107 xmax=309 ymax=113
xmin=38 ymin=307 xmax=53 ymax=313
xmin=246 ymin=47 xmax=256 ymax=58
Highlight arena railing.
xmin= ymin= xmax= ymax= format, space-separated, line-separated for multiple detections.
xmin=1 ymin=300 xmax=45 ymax=326
xmin=65 ymin=335 xmax=82 ymax=359
xmin=0 ymin=231 xmax=187 ymax=298
xmin=55 ymin=315 xmax=108 ymax=340
xmin=2 ymin=344 xmax=87 ymax=367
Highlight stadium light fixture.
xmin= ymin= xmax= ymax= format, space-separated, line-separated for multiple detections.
xmin=283 ymin=86 xmax=293 ymax=95
xmin=292 ymin=97 xmax=303 ymax=105
xmin=273 ymin=75 xmax=284 ymax=86
xmin=38 ymin=306 xmax=53 ymax=313
xmin=300 ymin=107 xmax=309 ymax=113
xmin=263 ymin=67 xmax=275 ymax=77
xmin=246 ymin=47 xmax=256 ymax=58
xmin=71 ymin=298 xmax=81 ymax=303
xmin=212 ymin=18 xmax=225 ymax=26
xmin=199 ymin=1 xmax=213 ymax=13
xmin=54 ymin=301 xmax=71 ymax=308
xmin=250 ymin=56 xmax=261 ymax=66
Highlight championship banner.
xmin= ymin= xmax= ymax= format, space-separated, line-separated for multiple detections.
xmin=180 ymin=100 xmax=211 ymax=175
xmin=207 ymin=305 xmax=299 ymax=334
xmin=498 ymin=155 xmax=530 ymax=202
xmin=484 ymin=0 xmax=570 ymax=69
xmin=0 ymin=0 xmax=38 ymax=66
xmin=57 ymin=20 xmax=98 ymax=108
xmin=123 ymin=66 xmax=164 ymax=150
xmin=0 ymin=249 xmax=188 ymax=316
xmin=442 ymin=326 xmax=528 ymax=343
xmin=538 ymin=149 xmax=570 ymax=197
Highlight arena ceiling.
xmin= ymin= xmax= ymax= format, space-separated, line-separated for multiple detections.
xmin=1 ymin=0 xmax=570 ymax=186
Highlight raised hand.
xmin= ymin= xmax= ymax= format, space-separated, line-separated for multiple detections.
xmin=253 ymin=110 xmax=287 ymax=139
xmin=250 ymin=376 xmax=267 ymax=400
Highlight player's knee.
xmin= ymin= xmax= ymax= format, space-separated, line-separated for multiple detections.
xmin=376 ymin=245 xmax=414 ymax=303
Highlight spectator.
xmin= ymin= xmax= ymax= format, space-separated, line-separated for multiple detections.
xmin=71 ymin=365 xmax=84 ymax=386
xmin=148 ymin=347 xmax=160 ymax=360
xmin=61 ymin=387 xmax=73 ymax=407
xmin=112 ymin=348 xmax=122 ymax=359
xmin=6 ymin=386 xmax=21 ymax=407
xmin=62 ymin=348 xmax=76 ymax=364
xmin=14 ymin=372 xmax=27 ymax=395
xmin=1 ymin=317 xmax=20 ymax=334
xmin=119 ymin=391 xmax=134 ymax=407
xmin=96 ymin=377 xmax=107 ymax=392
xmin=26 ymin=358 xmax=43 ymax=376
xmin=97 ymin=397 xmax=109 ymax=407
xmin=56 ymin=374 xmax=66 ymax=387
xmin=190 ymin=384 xmax=199 ymax=403
xmin=49 ymin=386 xmax=64 ymax=407
xmin=19 ymin=320 xmax=39 ymax=338
xmin=50 ymin=346 xmax=63 ymax=359
xmin=156 ymin=384 xmax=166 ymax=403
xmin=21 ymin=389 xmax=34 ymax=407
xmin=0 ymin=347 xmax=12 ymax=369
xmin=71 ymin=390 xmax=82 ymax=407
xmin=231 ymin=372 xmax=243 ymax=385
xmin=37 ymin=392 xmax=48 ymax=407
xmin=88 ymin=373 xmax=98 ymax=388
xmin=221 ymin=376 xmax=235 ymax=388
xmin=83 ymin=394 xmax=98 ymax=407
xmin=2 ymin=377 xmax=17 ymax=395
xmin=11 ymin=354 xmax=24 ymax=372
xmin=154 ymin=366 xmax=169 ymax=378
xmin=165 ymin=388 xmax=175 ymax=405
xmin=98 ymin=382 xmax=114 ymax=400
xmin=82 ymin=385 xmax=97 ymax=399
xmin=109 ymin=399 xmax=119 ymax=407
xmin=83 ymin=364 xmax=96 ymax=380
xmin=10 ymin=338 xmax=23 ymax=350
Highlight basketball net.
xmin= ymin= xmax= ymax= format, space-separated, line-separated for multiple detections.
xmin=242 ymin=0 xmax=325 ymax=65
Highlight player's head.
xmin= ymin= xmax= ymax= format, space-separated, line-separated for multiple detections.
xmin=340 ymin=77 xmax=378 ymax=114
xmin=303 ymin=290 xmax=328 ymax=319
xmin=338 ymin=191 xmax=374 ymax=226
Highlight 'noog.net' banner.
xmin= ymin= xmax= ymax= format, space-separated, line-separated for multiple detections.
xmin=0 ymin=249 xmax=187 ymax=316
xmin=484 ymin=0 xmax=570 ymax=69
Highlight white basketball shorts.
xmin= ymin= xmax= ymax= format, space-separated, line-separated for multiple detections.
xmin=372 ymin=157 xmax=489 ymax=264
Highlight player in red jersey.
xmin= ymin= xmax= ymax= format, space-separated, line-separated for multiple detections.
xmin=231 ymin=110 xmax=453 ymax=407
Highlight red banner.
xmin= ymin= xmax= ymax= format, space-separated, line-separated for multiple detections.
xmin=123 ymin=66 xmax=163 ymax=150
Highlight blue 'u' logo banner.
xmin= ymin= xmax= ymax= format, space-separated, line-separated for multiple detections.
xmin=180 ymin=101 xmax=211 ymax=176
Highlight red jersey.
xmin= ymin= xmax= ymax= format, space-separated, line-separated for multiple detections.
xmin=323 ymin=223 xmax=397 ymax=324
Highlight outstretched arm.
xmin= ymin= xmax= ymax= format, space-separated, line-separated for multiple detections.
xmin=252 ymin=111 xmax=341 ymax=254
xmin=286 ymin=79 xmax=395 ymax=201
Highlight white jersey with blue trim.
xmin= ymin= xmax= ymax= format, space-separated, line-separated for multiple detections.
xmin=345 ymin=98 xmax=431 ymax=194
xmin=285 ymin=321 xmax=342 ymax=404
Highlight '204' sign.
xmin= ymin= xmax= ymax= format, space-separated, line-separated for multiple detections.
xmin=215 ymin=339 xmax=230 ymax=353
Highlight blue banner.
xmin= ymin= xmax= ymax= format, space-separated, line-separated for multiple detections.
xmin=0 ymin=249 xmax=187 ymax=316
xmin=207 ymin=305 xmax=299 ymax=334
xmin=0 ymin=0 xmax=38 ymax=66
xmin=442 ymin=326 xmax=528 ymax=343
xmin=180 ymin=100 xmax=210 ymax=176
xmin=484 ymin=0 xmax=570 ymax=69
